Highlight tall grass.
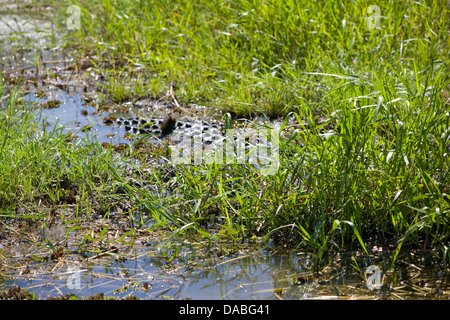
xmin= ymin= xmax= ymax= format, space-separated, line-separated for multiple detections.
xmin=141 ymin=72 xmax=450 ymax=265
xmin=58 ymin=0 xmax=448 ymax=117
xmin=0 ymin=81 xmax=129 ymax=217
xmin=46 ymin=0 xmax=450 ymax=265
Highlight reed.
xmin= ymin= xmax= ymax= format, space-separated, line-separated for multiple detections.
xmin=27 ymin=0 xmax=450 ymax=265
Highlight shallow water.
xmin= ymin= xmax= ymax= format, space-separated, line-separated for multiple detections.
xmin=1 ymin=2 xmax=449 ymax=301
xmin=1 ymin=214 xmax=448 ymax=300
xmin=2 ymin=236 xmax=449 ymax=300
xmin=26 ymin=88 xmax=135 ymax=145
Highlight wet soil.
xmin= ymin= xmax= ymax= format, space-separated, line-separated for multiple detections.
xmin=1 ymin=2 xmax=449 ymax=300
xmin=1 ymin=213 xmax=449 ymax=300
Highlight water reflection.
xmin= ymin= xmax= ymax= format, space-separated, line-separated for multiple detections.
xmin=175 ymin=253 xmax=301 ymax=299
xmin=3 ymin=243 xmax=448 ymax=300
xmin=1 ymin=6 xmax=449 ymax=302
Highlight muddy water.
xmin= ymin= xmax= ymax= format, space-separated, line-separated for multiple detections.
xmin=22 ymin=88 xmax=224 ymax=147
xmin=2 ymin=235 xmax=449 ymax=300
xmin=1 ymin=2 xmax=449 ymax=300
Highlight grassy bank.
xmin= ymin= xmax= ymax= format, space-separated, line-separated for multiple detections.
xmin=2 ymin=0 xmax=449 ymax=268
xmin=0 ymin=81 xmax=132 ymax=218
xmin=57 ymin=0 xmax=449 ymax=118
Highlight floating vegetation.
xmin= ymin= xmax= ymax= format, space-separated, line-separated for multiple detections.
xmin=41 ymin=99 xmax=61 ymax=109
xmin=0 ymin=0 xmax=448 ymax=301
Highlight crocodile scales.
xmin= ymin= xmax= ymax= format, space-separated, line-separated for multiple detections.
xmin=113 ymin=115 xmax=277 ymax=166
xmin=115 ymin=116 xmax=226 ymax=146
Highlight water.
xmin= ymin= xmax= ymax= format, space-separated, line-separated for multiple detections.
xmin=1 ymin=2 xmax=449 ymax=301
xmin=25 ymin=88 xmax=135 ymax=145
xmin=2 ymin=233 xmax=449 ymax=300
xmin=1 ymin=212 xmax=448 ymax=300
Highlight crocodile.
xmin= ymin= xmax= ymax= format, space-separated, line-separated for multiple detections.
xmin=115 ymin=115 xmax=226 ymax=146
xmin=113 ymin=115 xmax=280 ymax=169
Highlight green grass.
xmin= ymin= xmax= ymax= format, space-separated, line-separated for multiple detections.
xmin=137 ymin=85 xmax=450 ymax=266
xmin=0 ymin=81 xmax=131 ymax=217
xmin=57 ymin=0 xmax=449 ymax=118
xmin=4 ymin=0 xmax=449 ymax=268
